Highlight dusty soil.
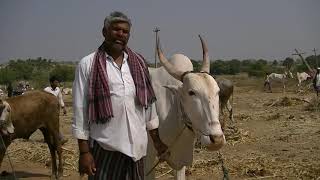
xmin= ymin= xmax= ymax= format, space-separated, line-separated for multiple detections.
xmin=1 ymin=74 xmax=319 ymax=180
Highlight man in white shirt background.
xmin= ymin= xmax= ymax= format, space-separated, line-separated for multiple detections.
xmin=72 ymin=11 xmax=168 ymax=179
xmin=44 ymin=75 xmax=68 ymax=144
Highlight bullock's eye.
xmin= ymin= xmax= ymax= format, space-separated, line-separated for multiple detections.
xmin=188 ymin=91 xmax=195 ymax=96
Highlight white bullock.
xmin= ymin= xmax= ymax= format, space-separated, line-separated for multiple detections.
xmin=296 ymin=72 xmax=311 ymax=87
xmin=146 ymin=35 xmax=225 ymax=180
xmin=62 ymin=88 xmax=72 ymax=95
xmin=264 ymin=71 xmax=293 ymax=92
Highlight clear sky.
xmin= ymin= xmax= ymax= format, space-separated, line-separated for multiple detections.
xmin=0 ymin=0 xmax=319 ymax=63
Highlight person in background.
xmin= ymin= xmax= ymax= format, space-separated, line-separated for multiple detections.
xmin=313 ymin=67 xmax=320 ymax=97
xmin=44 ymin=75 xmax=68 ymax=144
xmin=7 ymin=82 xmax=13 ymax=97
xmin=72 ymin=11 xmax=169 ymax=179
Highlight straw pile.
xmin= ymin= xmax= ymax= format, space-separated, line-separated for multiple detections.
xmin=5 ymin=139 xmax=79 ymax=171
xmin=305 ymin=97 xmax=320 ymax=111
xmin=227 ymin=152 xmax=320 ymax=179
xmin=264 ymin=96 xmax=310 ymax=107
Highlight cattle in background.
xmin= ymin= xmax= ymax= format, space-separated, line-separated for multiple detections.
xmin=62 ymin=88 xmax=72 ymax=95
xmin=0 ymin=91 xmax=63 ymax=179
xmin=146 ymin=35 xmax=225 ymax=180
xmin=297 ymin=72 xmax=312 ymax=87
xmin=216 ymin=78 xmax=234 ymax=126
xmin=264 ymin=71 xmax=293 ymax=92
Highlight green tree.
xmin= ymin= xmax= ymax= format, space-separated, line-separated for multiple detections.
xmin=272 ymin=60 xmax=278 ymax=66
xmin=50 ymin=65 xmax=75 ymax=82
xmin=191 ymin=59 xmax=201 ymax=72
xmin=283 ymin=57 xmax=294 ymax=70
xmin=305 ymin=55 xmax=320 ymax=69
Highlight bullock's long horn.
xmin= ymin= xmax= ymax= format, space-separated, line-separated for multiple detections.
xmin=156 ymin=35 xmax=184 ymax=81
xmin=199 ymin=35 xmax=210 ymax=73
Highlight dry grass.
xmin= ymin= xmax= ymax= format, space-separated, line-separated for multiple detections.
xmin=305 ymin=97 xmax=320 ymax=111
xmin=5 ymin=139 xmax=79 ymax=171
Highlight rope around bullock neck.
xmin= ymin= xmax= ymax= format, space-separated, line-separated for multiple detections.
xmin=0 ymin=135 xmax=17 ymax=180
xmin=146 ymin=124 xmax=188 ymax=176
xmin=146 ymin=102 xmax=192 ymax=176
xmin=180 ymin=101 xmax=214 ymax=137
xmin=180 ymin=98 xmax=230 ymax=180
xmin=181 ymin=101 xmax=230 ymax=180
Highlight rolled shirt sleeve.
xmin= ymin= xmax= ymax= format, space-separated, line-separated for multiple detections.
xmin=71 ymin=54 xmax=93 ymax=140
xmin=146 ymin=102 xmax=159 ymax=130
xmin=57 ymin=90 xmax=65 ymax=107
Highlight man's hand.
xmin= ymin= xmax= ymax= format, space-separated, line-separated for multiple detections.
xmin=155 ymin=140 xmax=170 ymax=162
xmin=78 ymin=139 xmax=96 ymax=176
xmin=79 ymin=152 xmax=96 ymax=176
xmin=149 ymin=129 xmax=170 ymax=161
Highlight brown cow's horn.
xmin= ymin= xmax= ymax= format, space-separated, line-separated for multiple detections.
xmin=156 ymin=35 xmax=184 ymax=81
xmin=199 ymin=35 xmax=210 ymax=73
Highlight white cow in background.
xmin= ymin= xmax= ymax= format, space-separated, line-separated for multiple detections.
xmin=62 ymin=88 xmax=72 ymax=95
xmin=296 ymin=72 xmax=311 ymax=87
xmin=0 ymin=89 xmax=3 ymax=97
xmin=264 ymin=71 xmax=293 ymax=92
xmin=146 ymin=35 xmax=225 ymax=180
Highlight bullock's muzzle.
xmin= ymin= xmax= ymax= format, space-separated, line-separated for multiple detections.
xmin=207 ymin=134 xmax=225 ymax=151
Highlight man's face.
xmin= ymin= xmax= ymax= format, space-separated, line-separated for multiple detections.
xmin=103 ymin=21 xmax=130 ymax=52
xmin=51 ymin=80 xmax=59 ymax=89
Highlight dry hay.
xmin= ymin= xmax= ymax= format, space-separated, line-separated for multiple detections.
xmin=4 ymin=139 xmax=79 ymax=171
xmin=264 ymin=96 xmax=309 ymax=107
xmin=236 ymin=113 xmax=252 ymax=122
xmin=224 ymin=125 xmax=251 ymax=146
xmin=154 ymin=153 xmax=221 ymax=179
xmin=154 ymin=148 xmax=320 ymax=179
xmin=226 ymin=152 xmax=320 ymax=179
xmin=265 ymin=113 xmax=281 ymax=121
xmin=305 ymin=97 xmax=320 ymax=111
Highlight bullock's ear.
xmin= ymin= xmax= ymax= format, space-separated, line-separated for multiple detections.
xmin=163 ymin=85 xmax=181 ymax=96
xmin=6 ymin=123 xmax=14 ymax=134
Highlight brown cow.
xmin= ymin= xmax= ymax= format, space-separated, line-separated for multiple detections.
xmin=0 ymin=90 xmax=63 ymax=179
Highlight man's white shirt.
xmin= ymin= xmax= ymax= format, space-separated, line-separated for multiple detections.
xmin=44 ymin=87 xmax=65 ymax=107
xmin=72 ymin=52 xmax=159 ymax=161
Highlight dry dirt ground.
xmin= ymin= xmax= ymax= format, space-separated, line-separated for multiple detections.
xmin=1 ymin=74 xmax=320 ymax=180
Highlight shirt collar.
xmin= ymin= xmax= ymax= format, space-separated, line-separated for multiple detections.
xmin=106 ymin=52 xmax=128 ymax=64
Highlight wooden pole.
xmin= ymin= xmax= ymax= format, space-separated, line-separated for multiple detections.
xmin=292 ymin=49 xmax=312 ymax=72
xmin=312 ymin=48 xmax=318 ymax=68
xmin=153 ymin=27 xmax=160 ymax=68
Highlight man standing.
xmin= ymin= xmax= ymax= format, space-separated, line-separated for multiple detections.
xmin=72 ymin=11 xmax=168 ymax=179
xmin=7 ymin=82 xmax=13 ymax=97
xmin=44 ymin=75 xmax=68 ymax=144
xmin=313 ymin=68 xmax=320 ymax=96
xmin=44 ymin=76 xmax=67 ymax=115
